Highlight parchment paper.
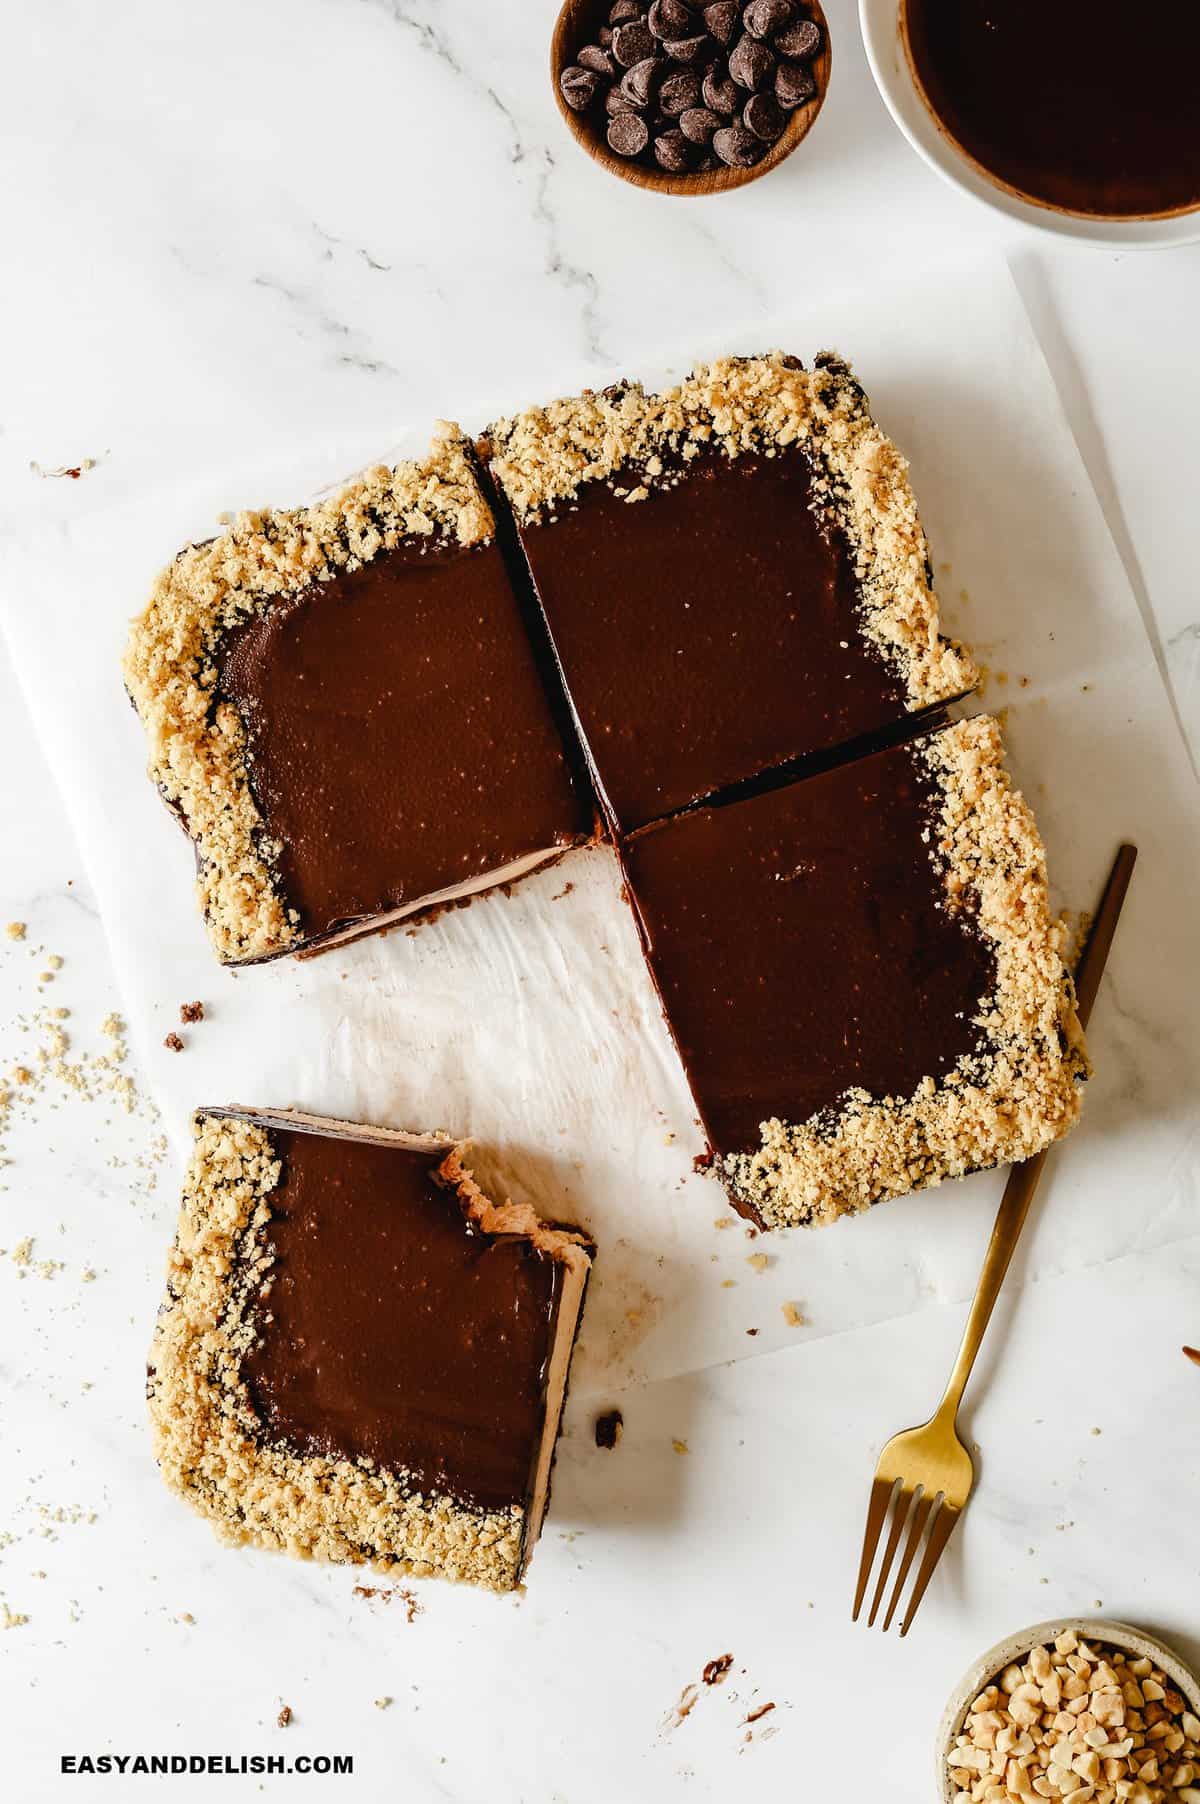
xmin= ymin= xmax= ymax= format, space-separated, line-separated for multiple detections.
xmin=2 ymin=257 xmax=1196 ymax=1393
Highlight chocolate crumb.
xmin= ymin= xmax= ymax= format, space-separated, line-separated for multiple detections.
xmin=703 ymin=1653 xmax=734 ymax=1686
xmin=179 ymin=1001 xmax=204 ymax=1024
xmin=1184 ymin=1346 xmax=1200 ymax=1368
xmin=744 ymin=1701 xmax=775 ymax=1724
xmin=277 ymin=1706 xmax=292 ymax=1728
xmin=594 ymin=1408 xmax=624 ymax=1450
xmin=163 ymin=1033 xmax=184 ymax=1052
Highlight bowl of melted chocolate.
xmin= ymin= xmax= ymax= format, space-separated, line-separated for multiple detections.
xmin=860 ymin=0 xmax=1200 ymax=244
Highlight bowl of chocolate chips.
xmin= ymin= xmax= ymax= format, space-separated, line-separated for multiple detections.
xmin=553 ymin=0 xmax=831 ymax=193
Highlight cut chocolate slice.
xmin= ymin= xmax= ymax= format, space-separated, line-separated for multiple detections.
xmin=621 ymin=715 xmax=1088 ymax=1228
xmin=124 ymin=428 xmax=593 ymax=965
xmin=486 ymin=354 xmax=977 ymax=831
xmin=147 ymin=1107 xmax=592 ymax=1591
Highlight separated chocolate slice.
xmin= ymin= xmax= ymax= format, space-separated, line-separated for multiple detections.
xmin=486 ymin=354 xmax=977 ymax=832
xmin=148 ymin=1108 xmax=593 ymax=1591
xmin=124 ymin=428 xmax=593 ymax=965
xmin=621 ymin=715 xmax=1088 ymax=1228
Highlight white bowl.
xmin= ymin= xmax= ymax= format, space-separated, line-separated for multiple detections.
xmin=858 ymin=0 xmax=1200 ymax=249
xmin=937 ymin=1617 xmax=1200 ymax=1802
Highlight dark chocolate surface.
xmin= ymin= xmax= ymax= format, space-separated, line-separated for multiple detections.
xmin=219 ymin=538 xmax=589 ymax=944
xmin=622 ymin=732 xmax=995 ymax=1157
xmin=904 ymin=0 xmax=1200 ymax=219
xmin=512 ymin=445 xmax=921 ymax=832
xmin=239 ymin=1129 xmax=564 ymax=1515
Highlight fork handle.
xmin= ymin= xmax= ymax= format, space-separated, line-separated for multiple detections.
xmin=936 ymin=843 xmax=1138 ymax=1424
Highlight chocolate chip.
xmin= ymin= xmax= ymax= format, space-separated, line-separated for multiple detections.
xmin=594 ymin=1408 xmax=623 ymax=1449
xmin=774 ymin=16 xmax=821 ymax=58
xmin=713 ymin=121 xmax=764 ymax=164
xmin=608 ymin=111 xmax=651 ymax=156
xmin=654 ymin=127 xmax=694 ymax=170
xmin=578 ymin=42 xmax=617 ymax=77
xmin=648 ymin=0 xmax=694 ymax=37
xmin=774 ymin=58 xmax=816 ymax=107
xmin=606 ymin=83 xmax=637 ymax=114
xmin=620 ymin=55 xmax=662 ymax=106
xmin=559 ymin=65 xmax=600 ymax=111
xmin=660 ymin=68 xmax=701 ymax=114
xmin=702 ymin=66 xmax=741 ymax=111
xmin=609 ymin=0 xmax=642 ymax=20
xmin=598 ymin=23 xmax=615 ymax=47
xmin=743 ymin=0 xmax=793 ymax=38
xmin=703 ymin=1 xmax=739 ymax=45
xmin=679 ymin=104 xmax=723 ymax=142
xmin=663 ymin=32 xmax=709 ymax=62
xmin=728 ymin=32 xmax=774 ymax=89
xmin=613 ymin=17 xmax=656 ymax=65
xmin=744 ymin=90 xmax=785 ymax=137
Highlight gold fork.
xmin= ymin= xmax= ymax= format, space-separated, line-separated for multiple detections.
xmin=851 ymin=842 xmax=1138 ymax=1638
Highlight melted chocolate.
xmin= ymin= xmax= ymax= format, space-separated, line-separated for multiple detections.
xmin=219 ymin=538 xmax=589 ymax=945
xmin=622 ymin=731 xmax=995 ymax=1157
xmin=239 ymin=1129 xmax=564 ymax=1514
xmin=904 ymin=0 xmax=1200 ymax=219
xmin=514 ymin=446 xmax=923 ymax=832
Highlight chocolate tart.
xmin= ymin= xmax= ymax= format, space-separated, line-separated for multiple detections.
xmin=486 ymin=353 xmax=977 ymax=831
xmin=147 ymin=1108 xmax=592 ymax=1591
xmin=621 ymin=715 xmax=1088 ymax=1228
xmin=124 ymin=429 xmax=593 ymax=965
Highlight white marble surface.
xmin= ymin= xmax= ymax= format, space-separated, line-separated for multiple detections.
xmin=1 ymin=1 xmax=1199 ymax=1798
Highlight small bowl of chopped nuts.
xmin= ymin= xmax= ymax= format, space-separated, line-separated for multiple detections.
xmin=939 ymin=1620 xmax=1200 ymax=1804
xmin=552 ymin=0 xmax=832 ymax=196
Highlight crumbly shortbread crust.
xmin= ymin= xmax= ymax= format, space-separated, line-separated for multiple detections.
xmin=123 ymin=429 xmax=493 ymax=965
xmin=148 ymin=1112 xmax=550 ymax=1592
xmin=727 ymin=715 xmax=1089 ymax=1229
xmin=485 ymin=352 xmax=977 ymax=714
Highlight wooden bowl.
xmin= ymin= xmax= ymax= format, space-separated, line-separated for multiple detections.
xmin=551 ymin=0 xmax=832 ymax=196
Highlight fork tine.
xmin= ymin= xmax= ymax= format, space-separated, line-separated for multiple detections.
xmin=867 ymin=1483 xmax=917 ymax=1627
xmin=881 ymin=1488 xmax=936 ymax=1632
xmin=852 ymin=1476 xmax=896 ymax=1621
xmin=898 ymin=1499 xmax=961 ymax=1638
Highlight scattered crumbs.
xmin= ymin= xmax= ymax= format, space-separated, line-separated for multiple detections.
xmin=745 ymin=1328 xmax=759 ymax=1337
xmin=2 ymin=1601 xmax=30 ymax=1629
xmin=30 ymin=457 xmax=98 ymax=480
xmin=702 ymin=1654 xmax=733 ymax=1687
xmin=100 ymin=1013 xmax=123 ymax=1039
xmin=374 ymin=1697 xmax=392 ymax=1711
xmin=352 ymin=1584 xmax=422 ymax=1623
xmin=720 ymin=1278 xmax=737 ymax=1289
xmin=744 ymin=1702 xmax=775 ymax=1726
xmin=179 ymin=1001 xmax=204 ymax=1024
xmin=1090 ymin=1426 xmax=1102 ymax=1436
xmin=672 ymin=1438 xmax=689 ymax=1456
xmin=277 ymin=1706 xmax=293 ymax=1729
xmin=163 ymin=1033 xmax=184 ymax=1053
xmin=550 ymin=882 xmax=574 ymax=902
xmin=781 ymin=1301 xmax=805 ymax=1327
xmin=594 ymin=1409 xmax=623 ymax=1451
xmin=662 ymin=1684 xmax=700 ymax=1733
xmin=177 ymin=1612 xmax=195 ymax=1625
xmin=1093 ymin=1599 xmax=1103 ymax=1609
xmin=5 ymin=922 xmax=26 ymax=941
xmin=11 ymin=1237 xmax=34 ymax=1268
xmin=713 ymin=1216 xmax=735 ymax=1231
xmin=746 ymin=1253 xmax=769 ymax=1273
xmin=1184 ymin=1347 xmax=1200 ymax=1368
xmin=81 ymin=1267 xmax=97 ymax=1283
